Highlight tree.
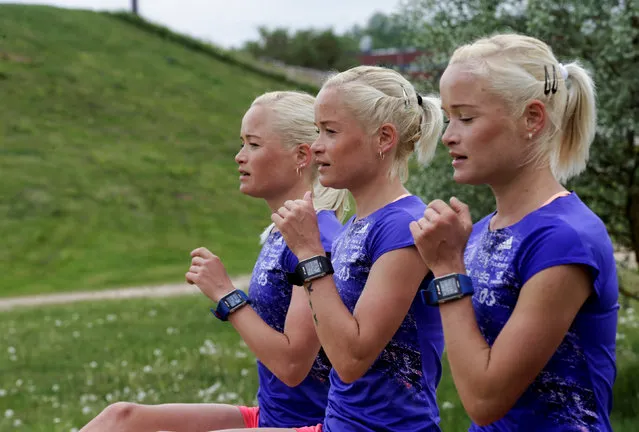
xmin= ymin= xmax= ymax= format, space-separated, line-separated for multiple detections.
xmin=365 ymin=12 xmax=408 ymax=48
xmin=400 ymin=0 xmax=639 ymax=265
xmin=345 ymin=11 xmax=412 ymax=50
xmin=241 ymin=27 xmax=358 ymax=71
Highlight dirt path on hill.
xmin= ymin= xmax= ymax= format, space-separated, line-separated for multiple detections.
xmin=0 ymin=274 xmax=253 ymax=312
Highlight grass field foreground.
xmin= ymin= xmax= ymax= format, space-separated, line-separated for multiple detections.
xmin=1 ymin=278 xmax=639 ymax=431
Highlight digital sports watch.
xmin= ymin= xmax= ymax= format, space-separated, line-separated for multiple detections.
xmin=423 ymin=273 xmax=474 ymax=306
xmin=212 ymin=289 xmax=250 ymax=321
xmin=287 ymin=255 xmax=334 ymax=286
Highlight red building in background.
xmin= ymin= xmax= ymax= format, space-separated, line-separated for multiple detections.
xmin=356 ymin=47 xmax=433 ymax=79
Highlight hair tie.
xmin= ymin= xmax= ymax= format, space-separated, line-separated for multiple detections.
xmin=558 ymin=63 xmax=569 ymax=80
xmin=417 ymin=94 xmax=423 ymax=106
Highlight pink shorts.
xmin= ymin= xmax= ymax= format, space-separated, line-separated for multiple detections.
xmin=238 ymin=406 xmax=323 ymax=432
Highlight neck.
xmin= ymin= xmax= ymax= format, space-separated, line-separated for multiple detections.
xmin=265 ymin=180 xmax=313 ymax=214
xmin=350 ymin=172 xmax=409 ymax=220
xmin=489 ymin=164 xmax=566 ymax=230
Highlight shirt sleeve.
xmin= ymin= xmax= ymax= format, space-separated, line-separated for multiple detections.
xmin=367 ymin=208 xmax=419 ymax=264
xmin=517 ymin=222 xmax=601 ymax=295
xmin=317 ymin=210 xmax=342 ymax=255
xmin=281 ymin=246 xmax=299 ymax=275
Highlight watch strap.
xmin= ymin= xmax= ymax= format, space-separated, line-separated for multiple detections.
xmin=458 ymin=274 xmax=474 ymax=296
xmin=422 ymin=286 xmax=439 ymax=306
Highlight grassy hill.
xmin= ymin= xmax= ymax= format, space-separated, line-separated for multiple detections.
xmin=0 ymin=5 xmax=315 ymax=297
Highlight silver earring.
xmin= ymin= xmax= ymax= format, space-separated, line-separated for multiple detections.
xmin=296 ymin=166 xmax=302 ymax=176
xmin=528 ymin=132 xmax=533 ymax=140
xmin=379 ymin=151 xmax=385 ymax=160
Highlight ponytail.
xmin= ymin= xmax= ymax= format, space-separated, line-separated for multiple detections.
xmin=415 ymin=94 xmax=445 ymax=166
xmin=552 ymin=61 xmax=597 ymax=183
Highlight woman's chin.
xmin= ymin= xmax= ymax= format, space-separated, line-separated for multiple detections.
xmin=452 ymin=168 xmax=479 ymax=185
xmin=317 ymin=172 xmax=342 ymax=190
xmin=239 ymin=183 xmax=260 ymax=198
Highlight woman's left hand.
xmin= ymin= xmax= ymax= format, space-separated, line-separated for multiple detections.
xmin=409 ymin=197 xmax=473 ymax=277
xmin=271 ymin=191 xmax=324 ymax=260
xmin=186 ymin=247 xmax=235 ymax=302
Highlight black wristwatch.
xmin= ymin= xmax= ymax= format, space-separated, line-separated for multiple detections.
xmin=287 ymin=254 xmax=333 ymax=286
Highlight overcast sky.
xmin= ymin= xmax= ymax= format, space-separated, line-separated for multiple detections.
xmin=2 ymin=0 xmax=401 ymax=48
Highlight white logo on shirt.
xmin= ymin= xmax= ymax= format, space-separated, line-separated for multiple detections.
xmin=354 ymin=222 xmax=370 ymax=235
xmin=497 ymin=236 xmax=513 ymax=250
xmin=258 ymin=272 xmax=268 ymax=286
xmin=336 ymin=266 xmax=350 ymax=281
xmin=478 ymin=288 xmax=497 ymax=306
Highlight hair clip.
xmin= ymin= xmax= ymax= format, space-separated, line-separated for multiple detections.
xmin=544 ymin=65 xmax=558 ymax=95
xmin=401 ymin=86 xmax=409 ymax=108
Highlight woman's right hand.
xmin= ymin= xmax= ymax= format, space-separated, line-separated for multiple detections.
xmin=410 ymin=197 xmax=473 ymax=277
xmin=186 ymin=247 xmax=235 ymax=303
xmin=272 ymin=191 xmax=325 ymax=261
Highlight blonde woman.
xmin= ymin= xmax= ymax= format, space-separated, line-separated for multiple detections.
xmin=80 ymin=91 xmax=348 ymax=432
xmin=411 ymin=34 xmax=619 ymax=431
xmin=241 ymin=66 xmax=447 ymax=432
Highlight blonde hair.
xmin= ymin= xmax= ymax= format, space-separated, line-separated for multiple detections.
xmin=250 ymin=91 xmax=350 ymax=244
xmin=321 ymin=65 xmax=444 ymax=182
xmin=449 ymin=33 xmax=597 ymax=183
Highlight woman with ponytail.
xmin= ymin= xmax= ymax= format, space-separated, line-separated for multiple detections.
xmin=80 ymin=91 xmax=348 ymax=432
xmin=411 ymin=33 xmax=619 ymax=431
xmin=262 ymin=65 xmax=447 ymax=432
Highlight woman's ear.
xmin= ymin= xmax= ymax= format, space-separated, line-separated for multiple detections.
xmin=295 ymin=143 xmax=312 ymax=167
xmin=377 ymin=122 xmax=399 ymax=155
xmin=524 ymin=100 xmax=546 ymax=138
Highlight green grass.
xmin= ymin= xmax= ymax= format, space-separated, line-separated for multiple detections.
xmin=0 ymin=293 xmax=638 ymax=431
xmin=106 ymin=12 xmax=320 ymax=93
xmin=0 ymin=295 xmax=258 ymax=431
xmin=0 ymin=5 xmax=313 ymax=297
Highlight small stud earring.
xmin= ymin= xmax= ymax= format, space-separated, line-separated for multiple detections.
xmin=528 ymin=132 xmax=533 ymax=140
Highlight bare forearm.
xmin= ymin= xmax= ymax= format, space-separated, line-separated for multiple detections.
xmin=305 ymin=277 xmax=369 ymax=378
xmin=228 ymin=307 xmax=312 ymax=384
xmin=439 ymin=298 xmax=493 ymax=402
xmin=439 ymin=298 xmax=523 ymax=424
xmin=430 ymin=262 xmax=499 ymax=402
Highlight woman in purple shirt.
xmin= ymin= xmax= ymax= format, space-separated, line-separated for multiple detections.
xmin=411 ymin=33 xmax=619 ymax=431
xmin=254 ymin=65 xmax=447 ymax=432
xmin=79 ymin=91 xmax=347 ymax=432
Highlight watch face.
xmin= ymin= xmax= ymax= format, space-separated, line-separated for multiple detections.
xmin=437 ymin=276 xmax=461 ymax=299
xmin=303 ymin=259 xmax=323 ymax=276
xmin=224 ymin=292 xmax=245 ymax=308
